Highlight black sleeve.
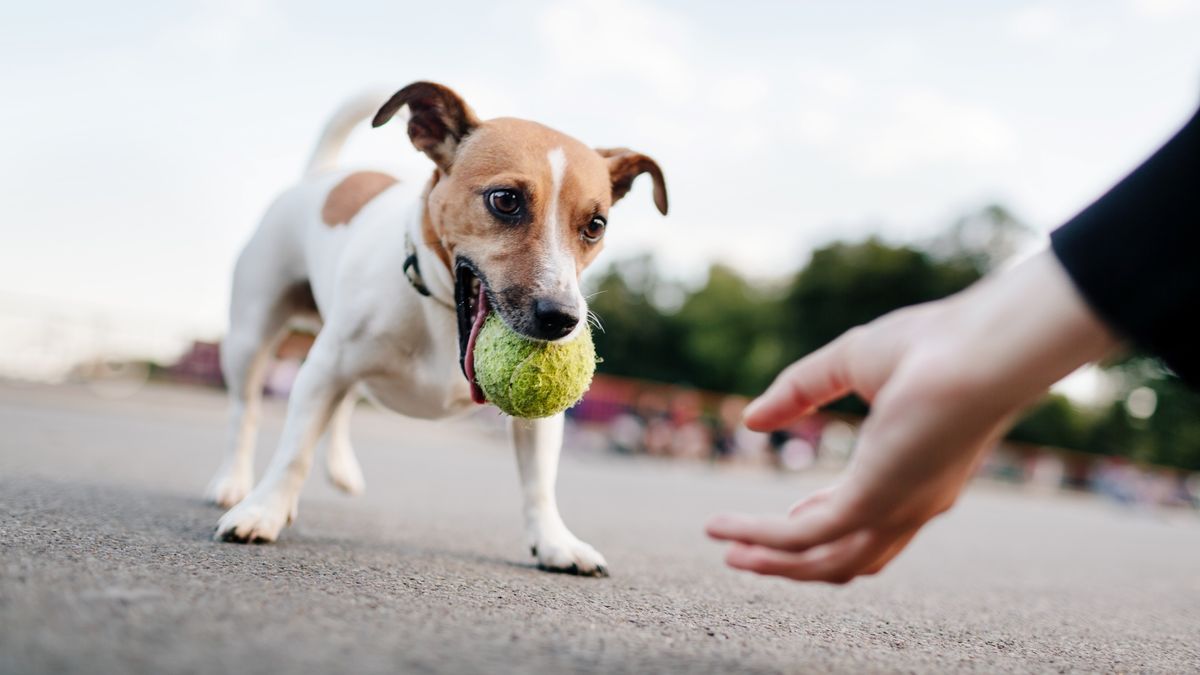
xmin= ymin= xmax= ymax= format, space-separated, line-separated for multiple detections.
xmin=1050 ymin=105 xmax=1200 ymax=386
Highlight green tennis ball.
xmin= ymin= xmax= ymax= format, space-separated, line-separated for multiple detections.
xmin=473 ymin=313 xmax=596 ymax=418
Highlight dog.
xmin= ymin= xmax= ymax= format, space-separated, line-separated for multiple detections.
xmin=205 ymin=82 xmax=668 ymax=575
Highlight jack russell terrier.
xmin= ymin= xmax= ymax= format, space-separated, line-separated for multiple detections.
xmin=205 ymin=81 xmax=668 ymax=575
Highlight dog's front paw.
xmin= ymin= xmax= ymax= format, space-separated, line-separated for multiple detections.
xmin=214 ymin=495 xmax=295 ymax=544
xmin=530 ymin=531 xmax=608 ymax=577
xmin=205 ymin=469 xmax=253 ymax=509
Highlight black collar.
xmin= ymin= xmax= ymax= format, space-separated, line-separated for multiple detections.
xmin=403 ymin=232 xmax=454 ymax=309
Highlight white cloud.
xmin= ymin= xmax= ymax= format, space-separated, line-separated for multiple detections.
xmin=155 ymin=0 xmax=282 ymax=61
xmin=792 ymin=108 xmax=841 ymax=145
xmin=708 ymin=70 xmax=771 ymax=115
xmin=537 ymin=0 xmax=696 ymax=103
xmin=1129 ymin=0 xmax=1200 ymax=17
xmin=1008 ymin=5 xmax=1064 ymax=41
xmin=853 ymin=90 xmax=1017 ymax=174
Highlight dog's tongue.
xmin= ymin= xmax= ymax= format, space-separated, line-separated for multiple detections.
xmin=463 ymin=284 xmax=489 ymax=404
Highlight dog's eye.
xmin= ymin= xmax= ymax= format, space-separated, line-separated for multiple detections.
xmin=582 ymin=216 xmax=606 ymax=243
xmin=485 ymin=189 xmax=522 ymax=219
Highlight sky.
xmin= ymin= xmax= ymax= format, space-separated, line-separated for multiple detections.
xmin=2 ymin=0 xmax=1199 ymax=377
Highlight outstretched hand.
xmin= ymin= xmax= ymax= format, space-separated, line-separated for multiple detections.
xmin=706 ymin=250 xmax=1118 ymax=583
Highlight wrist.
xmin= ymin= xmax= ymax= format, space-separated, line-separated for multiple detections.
xmin=947 ymin=249 xmax=1120 ymax=397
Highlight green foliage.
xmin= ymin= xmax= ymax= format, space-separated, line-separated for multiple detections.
xmin=1009 ymin=394 xmax=1093 ymax=450
xmin=1084 ymin=402 xmax=1143 ymax=458
xmin=586 ymin=255 xmax=688 ymax=385
xmin=780 ymin=238 xmax=980 ymax=361
xmin=1098 ymin=357 xmax=1200 ymax=471
xmin=1141 ymin=376 xmax=1200 ymax=471
xmin=674 ymin=264 xmax=783 ymax=394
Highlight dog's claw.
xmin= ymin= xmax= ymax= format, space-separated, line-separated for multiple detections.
xmin=536 ymin=561 xmax=609 ymax=578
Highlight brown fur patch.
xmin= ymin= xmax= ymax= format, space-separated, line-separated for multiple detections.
xmin=421 ymin=171 xmax=453 ymax=270
xmin=322 ymin=171 xmax=399 ymax=226
xmin=372 ymin=82 xmax=481 ymax=173
xmin=596 ymin=147 xmax=668 ymax=215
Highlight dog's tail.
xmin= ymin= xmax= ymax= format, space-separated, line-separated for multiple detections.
xmin=304 ymin=89 xmax=394 ymax=175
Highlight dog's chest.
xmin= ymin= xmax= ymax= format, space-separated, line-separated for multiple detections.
xmin=358 ymin=365 xmax=475 ymax=420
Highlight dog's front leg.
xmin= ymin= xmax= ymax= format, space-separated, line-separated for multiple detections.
xmin=511 ymin=414 xmax=608 ymax=576
xmin=215 ymin=340 xmax=349 ymax=543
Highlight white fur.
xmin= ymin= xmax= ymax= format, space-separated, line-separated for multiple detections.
xmin=541 ymin=146 xmax=588 ymax=343
xmin=207 ymin=96 xmax=606 ymax=574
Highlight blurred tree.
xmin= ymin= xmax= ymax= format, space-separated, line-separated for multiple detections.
xmin=585 ymin=255 xmax=686 ymax=385
xmin=1141 ymin=375 xmax=1200 ymax=471
xmin=1008 ymin=394 xmax=1093 ymax=450
xmin=780 ymin=238 xmax=981 ymax=361
xmin=1102 ymin=357 xmax=1200 ymax=471
xmin=1085 ymin=402 xmax=1144 ymax=458
xmin=927 ymin=203 xmax=1034 ymax=273
xmin=673 ymin=264 xmax=782 ymax=394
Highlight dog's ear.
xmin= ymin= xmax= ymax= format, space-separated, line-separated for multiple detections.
xmin=595 ymin=147 xmax=668 ymax=215
xmin=372 ymin=82 xmax=481 ymax=173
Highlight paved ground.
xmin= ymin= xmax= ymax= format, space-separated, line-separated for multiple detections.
xmin=1 ymin=382 xmax=1198 ymax=674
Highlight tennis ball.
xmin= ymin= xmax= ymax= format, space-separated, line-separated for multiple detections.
xmin=473 ymin=313 xmax=596 ymax=418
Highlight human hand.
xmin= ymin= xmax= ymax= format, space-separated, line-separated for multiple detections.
xmin=706 ymin=250 xmax=1118 ymax=583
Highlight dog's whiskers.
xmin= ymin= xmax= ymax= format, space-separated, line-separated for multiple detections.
xmin=586 ymin=309 xmax=605 ymax=333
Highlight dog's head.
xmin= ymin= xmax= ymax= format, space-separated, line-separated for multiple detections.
xmin=373 ymin=82 xmax=668 ymax=399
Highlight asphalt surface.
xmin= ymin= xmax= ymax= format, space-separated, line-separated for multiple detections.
xmin=1 ymin=382 xmax=1198 ymax=674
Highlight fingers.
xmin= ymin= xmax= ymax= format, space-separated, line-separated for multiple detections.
xmin=743 ymin=335 xmax=854 ymax=431
xmin=705 ymin=502 xmax=854 ymax=552
xmin=724 ymin=530 xmax=892 ymax=583
xmin=710 ymin=488 xmax=923 ymax=583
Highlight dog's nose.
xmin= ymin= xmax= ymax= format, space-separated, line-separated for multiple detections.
xmin=532 ymin=299 xmax=580 ymax=340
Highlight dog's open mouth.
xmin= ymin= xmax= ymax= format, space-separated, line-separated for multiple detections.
xmin=455 ymin=261 xmax=490 ymax=405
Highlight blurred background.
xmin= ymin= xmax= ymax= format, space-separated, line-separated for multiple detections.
xmin=4 ymin=1 xmax=1200 ymax=508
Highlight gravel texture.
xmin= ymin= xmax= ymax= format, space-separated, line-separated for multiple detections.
xmin=2 ymin=382 xmax=1198 ymax=674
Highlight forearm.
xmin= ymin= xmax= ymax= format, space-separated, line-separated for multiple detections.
xmin=947 ymin=249 xmax=1121 ymax=405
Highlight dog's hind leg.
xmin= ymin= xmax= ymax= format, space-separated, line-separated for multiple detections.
xmin=325 ymin=388 xmax=365 ymax=495
xmin=205 ymin=320 xmax=281 ymax=508
xmin=206 ymin=242 xmax=315 ymax=507
xmin=215 ymin=333 xmax=350 ymax=543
